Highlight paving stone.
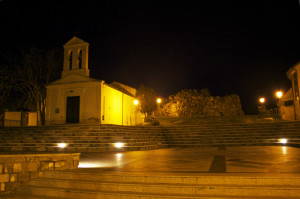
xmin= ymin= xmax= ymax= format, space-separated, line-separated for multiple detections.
xmin=13 ymin=164 xmax=22 ymax=173
xmin=0 ymin=183 xmax=5 ymax=192
xmin=0 ymin=174 xmax=9 ymax=183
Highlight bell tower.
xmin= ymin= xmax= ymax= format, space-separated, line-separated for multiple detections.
xmin=62 ymin=36 xmax=90 ymax=78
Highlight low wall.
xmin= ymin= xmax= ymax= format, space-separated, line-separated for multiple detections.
xmin=0 ymin=153 xmax=80 ymax=193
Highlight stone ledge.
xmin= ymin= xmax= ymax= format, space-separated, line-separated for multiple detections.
xmin=0 ymin=153 xmax=80 ymax=194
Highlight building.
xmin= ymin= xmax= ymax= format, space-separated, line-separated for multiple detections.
xmin=279 ymin=62 xmax=300 ymax=120
xmin=45 ymin=36 xmax=143 ymax=125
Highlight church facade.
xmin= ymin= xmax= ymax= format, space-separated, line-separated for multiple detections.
xmin=45 ymin=37 xmax=143 ymax=125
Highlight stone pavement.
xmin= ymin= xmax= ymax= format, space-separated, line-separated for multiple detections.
xmin=3 ymin=146 xmax=300 ymax=198
xmin=78 ymin=146 xmax=300 ymax=173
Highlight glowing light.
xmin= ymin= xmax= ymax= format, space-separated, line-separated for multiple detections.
xmin=78 ymin=162 xmax=103 ymax=168
xmin=157 ymin=98 xmax=162 ymax=104
xmin=134 ymin=100 xmax=139 ymax=105
xmin=282 ymin=146 xmax=287 ymax=155
xmin=279 ymin=139 xmax=288 ymax=144
xmin=259 ymin=98 xmax=265 ymax=103
xmin=114 ymin=142 xmax=124 ymax=148
xmin=276 ymin=91 xmax=283 ymax=99
xmin=57 ymin=143 xmax=68 ymax=148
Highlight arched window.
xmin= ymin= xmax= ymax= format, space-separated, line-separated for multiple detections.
xmin=78 ymin=49 xmax=82 ymax=69
xmin=69 ymin=51 xmax=73 ymax=70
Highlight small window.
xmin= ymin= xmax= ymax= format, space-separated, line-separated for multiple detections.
xmin=69 ymin=51 xmax=73 ymax=70
xmin=284 ymin=100 xmax=294 ymax=106
xmin=78 ymin=49 xmax=82 ymax=69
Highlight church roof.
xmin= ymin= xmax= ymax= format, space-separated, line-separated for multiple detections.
xmin=63 ymin=36 xmax=89 ymax=47
xmin=107 ymin=82 xmax=136 ymax=97
xmin=47 ymin=73 xmax=101 ymax=87
xmin=280 ymin=88 xmax=293 ymax=102
xmin=286 ymin=61 xmax=300 ymax=80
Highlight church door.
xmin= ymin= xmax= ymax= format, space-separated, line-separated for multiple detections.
xmin=66 ymin=96 xmax=80 ymax=123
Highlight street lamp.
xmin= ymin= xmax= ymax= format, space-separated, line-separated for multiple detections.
xmin=258 ymin=97 xmax=266 ymax=118
xmin=133 ymin=100 xmax=139 ymax=105
xmin=276 ymin=91 xmax=283 ymax=99
xmin=259 ymin=97 xmax=265 ymax=104
xmin=157 ymin=98 xmax=162 ymax=104
xmin=275 ymin=91 xmax=283 ymax=117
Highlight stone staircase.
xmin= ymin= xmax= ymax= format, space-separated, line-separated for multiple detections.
xmin=0 ymin=121 xmax=300 ymax=152
xmin=2 ymin=170 xmax=300 ymax=198
xmin=163 ymin=121 xmax=300 ymax=148
xmin=0 ymin=125 xmax=167 ymax=152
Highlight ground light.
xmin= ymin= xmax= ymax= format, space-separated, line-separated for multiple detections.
xmin=57 ymin=143 xmax=68 ymax=148
xmin=114 ymin=142 xmax=125 ymax=148
xmin=278 ymin=138 xmax=288 ymax=144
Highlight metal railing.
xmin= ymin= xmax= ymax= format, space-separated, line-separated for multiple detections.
xmin=258 ymin=107 xmax=281 ymax=119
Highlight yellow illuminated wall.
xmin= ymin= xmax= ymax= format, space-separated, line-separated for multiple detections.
xmin=101 ymin=83 xmax=140 ymax=126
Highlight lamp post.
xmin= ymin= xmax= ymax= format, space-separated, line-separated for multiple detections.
xmin=275 ymin=91 xmax=283 ymax=117
xmin=259 ymin=97 xmax=265 ymax=105
xmin=258 ymin=97 xmax=266 ymax=118
xmin=156 ymin=98 xmax=162 ymax=116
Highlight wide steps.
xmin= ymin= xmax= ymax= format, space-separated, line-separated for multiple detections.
xmin=8 ymin=171 xmax=300 ymax=198
xmin=1 ymin=122 xmax=300 ymax=152
xmin=43 ymin=170 xmax=300 ymax=185
xmin=5 ymin=186 xmax=253 ymax=199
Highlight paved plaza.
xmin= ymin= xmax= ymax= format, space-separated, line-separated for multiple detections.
xmin=78 ymin=146 xmax=300 ymax=174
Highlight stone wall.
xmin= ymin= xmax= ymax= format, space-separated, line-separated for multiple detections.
xmin=0 ymin=153 xmax=80 ymax=193
xmin=159 ymin=89 xmax=244 ymax=117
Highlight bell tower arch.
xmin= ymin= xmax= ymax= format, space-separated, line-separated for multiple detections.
xmin=62 ymin=36 xmax=90 ymax=77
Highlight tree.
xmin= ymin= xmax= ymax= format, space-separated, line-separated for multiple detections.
xmin=4 ymin=47 xmax=62 ymax=125
xmin=136 ymin=84 xmax=157 ymax=117
xmin=0 ymin=65 xmax=14 ymax=112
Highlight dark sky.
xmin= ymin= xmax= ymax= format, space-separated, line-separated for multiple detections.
xmin=1 ymin=0 xmax=300 ymax=114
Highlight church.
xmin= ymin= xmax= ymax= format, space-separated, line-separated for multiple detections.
xmin=45 ymin=36 xmax=143 ymax=125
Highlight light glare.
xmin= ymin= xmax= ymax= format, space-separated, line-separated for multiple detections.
xmin=282 ymin=146 xmax=287 ymax=155
xmin=157 ymin=98 xmax=162 ymax=104
xmin=134 ymin=100 xmax=139 ymax=105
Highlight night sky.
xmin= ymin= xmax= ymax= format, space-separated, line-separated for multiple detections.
xmin=1 ymin=1 xmax=300 ymax=114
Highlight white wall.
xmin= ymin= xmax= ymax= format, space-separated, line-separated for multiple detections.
xmin=4 ymin=112 xmax=21 ymax=126
xmin=46 ymin=81 xmax=101 ymax=125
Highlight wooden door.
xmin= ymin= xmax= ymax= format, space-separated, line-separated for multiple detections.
xmin=66 ymin=96 xmax=80 ymax=123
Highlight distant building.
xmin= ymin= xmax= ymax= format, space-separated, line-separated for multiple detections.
xmin=279 ymin=62 xmax=300 ymax=120
xmin=45 ymin=36 xmax=143 ymax=125
xmin=4 ymin=111 xmax=37 ymax=127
